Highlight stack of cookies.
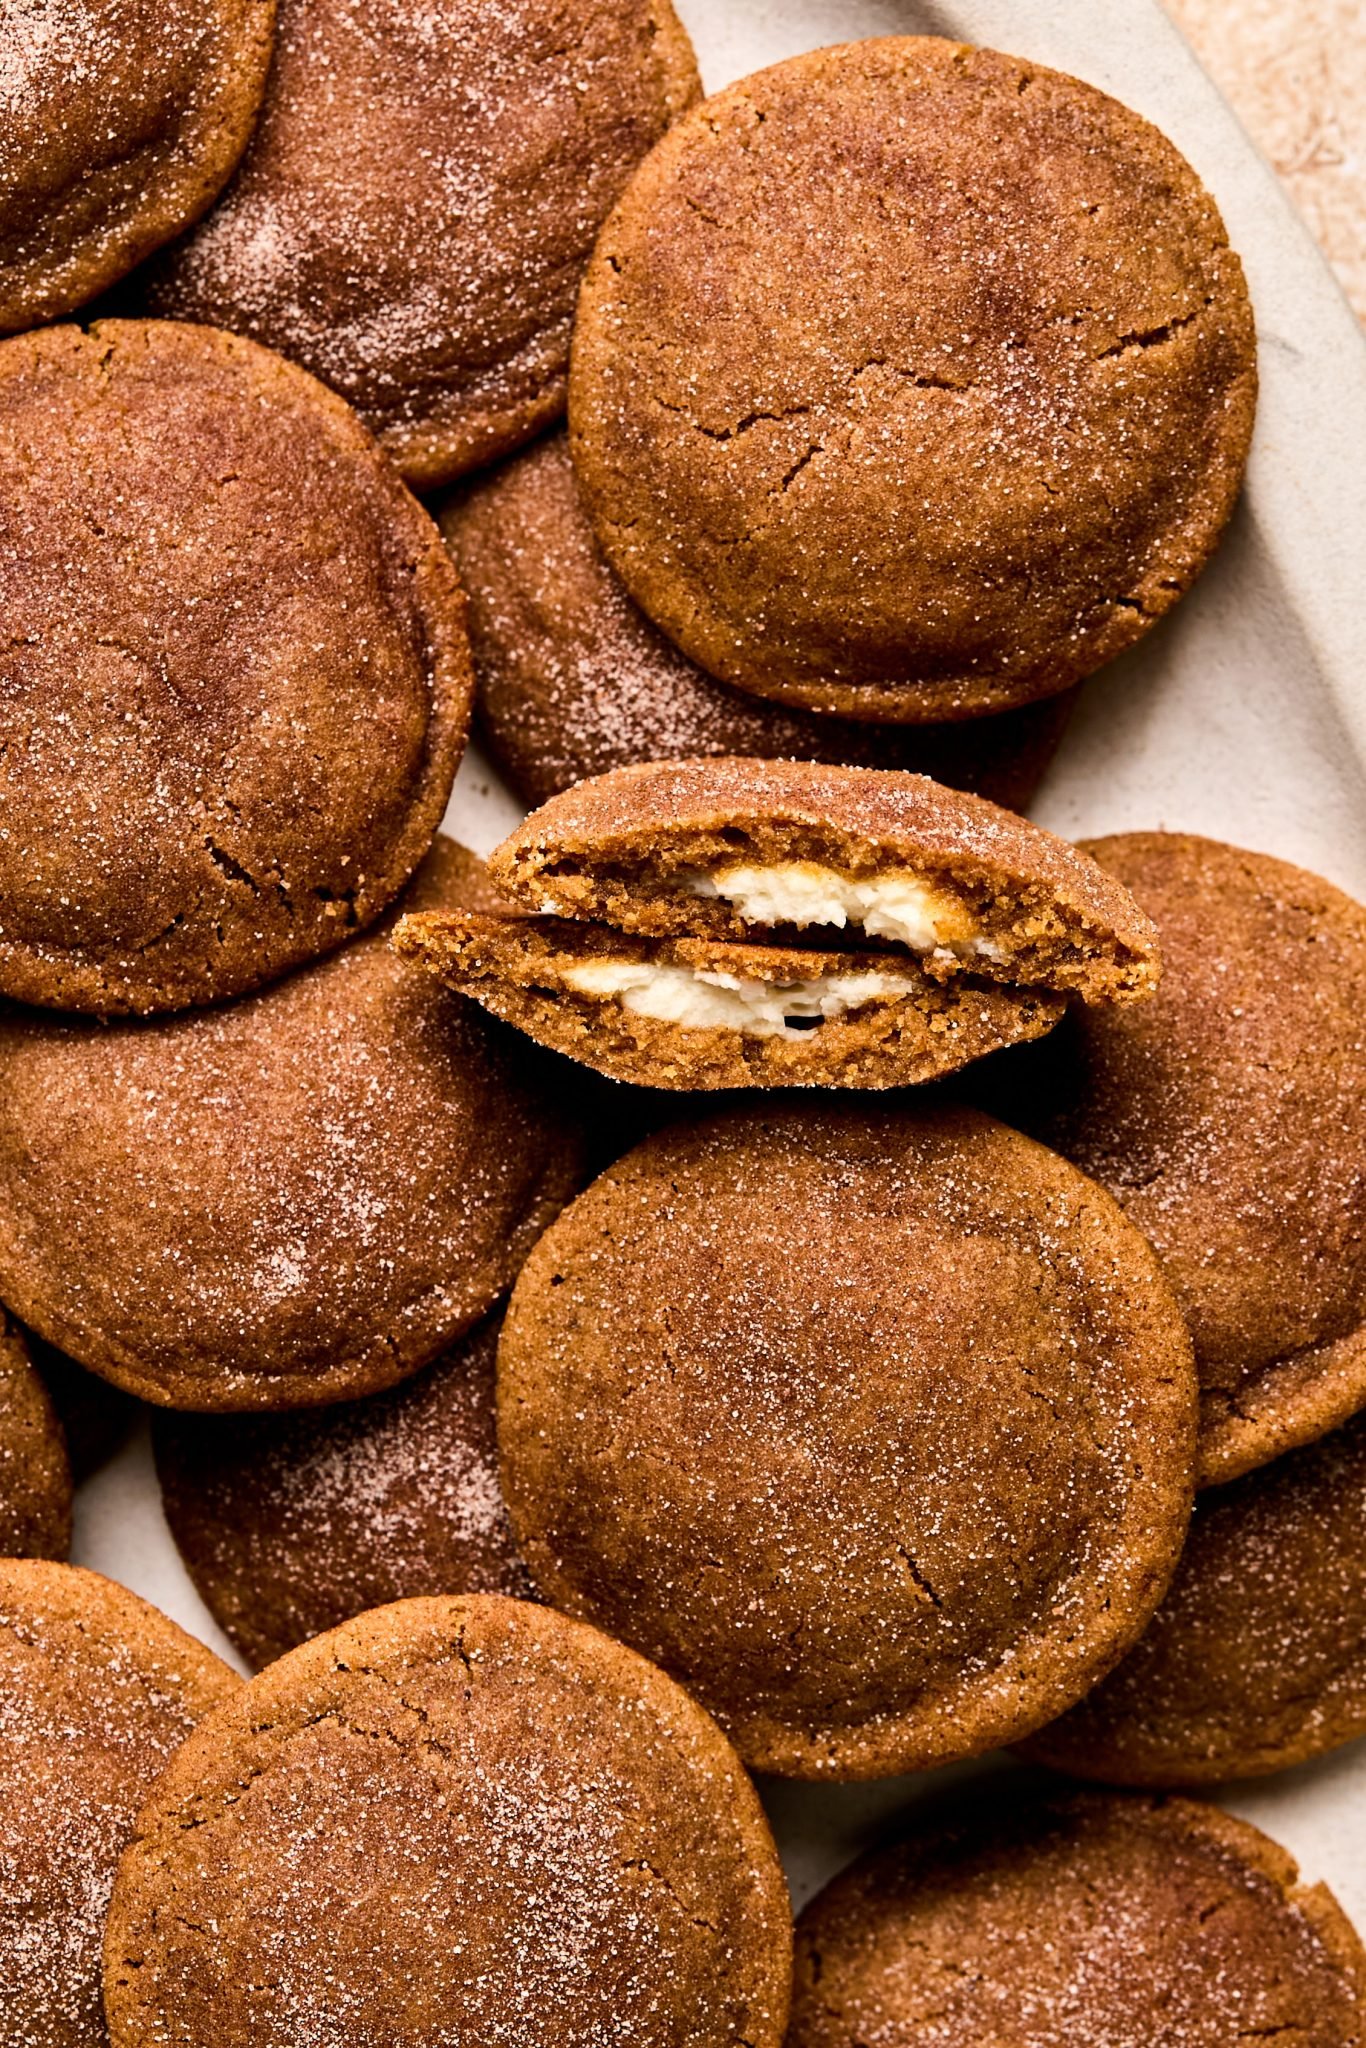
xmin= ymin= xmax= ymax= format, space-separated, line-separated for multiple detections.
xmin=1 ymin=8 xmax=1362 ymax=2046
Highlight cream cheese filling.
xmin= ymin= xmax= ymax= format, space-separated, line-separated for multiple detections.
xmin=560 ymin=959 xmax=921 ymax=1039
xmin=684 ymin=860 xmax=1006 ymax=964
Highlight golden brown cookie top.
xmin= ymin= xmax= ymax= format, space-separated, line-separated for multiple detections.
xmin=498 ymin=1102 xmax=1196 ymax=1777
xmin=104 ymin=1595 xmax=793 ymax=2048
xmin=0 ymin=1559 xmax=239 ymax=2048
xmin=1023 ymin=1407 xmax=1366 ymax=1785
xmin=440 ymin=430 xmax=1075 ymax=808
xmin=0 ymin=1311 xmax=71 ymax=1561
xmin=0 ymin=0 xmax=274 ymax=332
xmin=148 ymin=0 xmax=700 ymax=487
xmin=979 ymin=832 xmax=1366 ymax=1483
xmin=0 ymin=838 xmax=589 ymax=1412
xmin=155 ymin=1312 xmax=535 ymax=1669
xmin=788 ymin=1792 xmax=1366 ymax=2048
xmin=486 ymin=758 xmax=1162 ymax=1002
xmin=0 ymin=320 xmax=470 ymax=1016
xmin=570 ymin=36 xmax=1256 ymax=721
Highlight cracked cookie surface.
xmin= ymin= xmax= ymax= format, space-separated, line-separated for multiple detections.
xmin=0 ymin=1559 xmax=239 ymax=2048
xmin=103 ymin=1595 xmax=792 ymax=2048
xmin=147 ymin=0 xmax=700 ymax=488
xmin=0 ymin=0 xmax=274 ymax=332
xmin=0 ymin=839 xmax=589 ymax=1411
xmin=498 ymin=1102 xmax=1197 ymax=1778
xmin=0 ymin=320 xmax=471 ymax=1015
xmin=787 ymin=1791 xmax=1366 ymax=2048
xmin=570 ymin=36 xmax=1256 ymax=721
xmin=440 ymin=430 xmax=1076 ymax=807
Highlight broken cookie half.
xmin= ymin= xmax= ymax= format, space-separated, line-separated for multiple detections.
xmin=394 ymin=760 xmax=1160 ymax=1091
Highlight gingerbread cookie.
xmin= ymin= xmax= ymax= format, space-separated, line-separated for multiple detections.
xmin=787 ymin=1792 xmax=1366 ymax=2047
xmin=976 ymin=833 xmax=1366 ymax=1484
xmin=0 ymin=840 xmax=587 ymax=1411
xmin=147 ymin=0 xmax=700 ymax=487
xmin=0 ymin=1560 xmax=238 ymax=2048
xmin=1023 ymin=1408 xmax=1366 ymax=1784
xmin=155 ymin=1312 xmax=533 ymax=1668
xmin=441 ymin=431 xmax=1075 ymax=808
xmin=0 ymin=320 xmax=470 ymax=1015
xmin=0 ymin=0 xmax=274 ymax=332
xmin=498 ymin=1103 xmax=1196 ymax=1777
xmin=396 ymin=760 xmax=1157 ymax=1090
xmin=29 ymin=1337 xmax=136 ymax=1483
xmin=104 ymin=1596 xmax=792 ymax=2047
xmin=0 ymin=1313 xmax=70 ymax=1561
xmin=571 ymin=38 xmax=1256 ymax=721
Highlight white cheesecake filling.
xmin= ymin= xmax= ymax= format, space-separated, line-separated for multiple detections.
xmin=561 ymin=959 xmax=920 ymax=1039
xmin=684 ymin=860 xmax=1006 ymax=963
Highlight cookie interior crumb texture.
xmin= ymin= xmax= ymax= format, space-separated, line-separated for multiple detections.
xmin=0 ymin=839 xmax=589 ymax=1412
xmin=0 ymin=1559 xmax=239 ymax=2048
xmin=498 ymin=1102 xmax=1197 ymax=1778
xmin=147 ymin=0 xmax=701 ymax=487
xmin=103 ymin=1596 xmax=793 ymax=2048
xmin=786 ymin=1791 xmax=1366 ymax=2047
xmin=440 ymin=429 xmax=1076 ymax=809
xmin=570 ymin=35 xmax=1256 ymax=721
xmin=155 ymin=1311 xmax=536 ymax=1669
xmin=397 ymin=760 xmax=1161 ymax=1087
xmin=0 ymin=0 xmax=276 ymax=332
xmin=1021 ymin=1406 xmax=1366 ymax=1785
xmin=0 ymin=319 xmax=472 ymax=1016
xmin=972 ymin=832 xmax=1366 ymax=1485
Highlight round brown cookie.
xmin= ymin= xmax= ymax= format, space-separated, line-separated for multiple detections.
xmin=0 ymin=0 xmax=274 ymax=333
xmin=0 ymin=319 xmax=471 ymax=1016
xmin=1022 ymin=1408 xmax=1366 ymax=1784
xmin=155 ymin=1312 xmax=535 ymax=1668
xmin=146 ymin=0 xmax=700 ymax=489
xmin=440 ymin=431 xmax=1076 ymax=808
xmin=0 ymin=838 xmax=588 ymax=1412
xmin=0 ymin=1312 xmax=71 ymax=1560
xmin=0 ymin=1559 xmax=239 ymax=2048
xmin=570 ymin=37 xmax=1256 ymax=724
xmin=103 ymin=1595 xmax=793 ymax=2048
xmin=787 ymin=1790 xmax=1366 ymax=2048
xmin=498 ymin=1102 xmax=1196 ymax=1779
xmin=972 ymin=833 xmax=1366 ymax=1485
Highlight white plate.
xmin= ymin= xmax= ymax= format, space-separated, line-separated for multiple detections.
xmin=74 ymin=0 xmax=1366 ymax=1928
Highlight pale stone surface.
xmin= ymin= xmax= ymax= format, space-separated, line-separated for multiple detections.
xmin=1166 ymin=0 xmax=1364 ymax=318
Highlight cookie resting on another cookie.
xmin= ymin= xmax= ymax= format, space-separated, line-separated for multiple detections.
xmin=395 ymin=759 xmax=1159 ymax=1090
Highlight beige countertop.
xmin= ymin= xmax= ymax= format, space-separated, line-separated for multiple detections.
xmin=1165 ymin=0 xmax=1364 ymax=318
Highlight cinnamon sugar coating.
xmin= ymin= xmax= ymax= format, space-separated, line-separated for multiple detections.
xmin=440 ymin=431 xmax=1075 ymax=808
xmin=103 ymin=1596 xmax=792 ymax=2048
xmin=0 ymin=1560 xmax=238 ymax=2048
xmin=975 ymin=833 xmax=1366 ymax=1484
xmin=0 ymin=840 xmax=588 ymax=1412
xmin=155 ymin=1312 xmax=535 ymax=1668
xmin=147 ymin=0 xmax=700 ymax=487
xmin=788 ymin=1792 xmax=1366 ymax=2048
xmin=0 ymin=321 xmax=471 ymax=1016
xmin=570 ymin=37 xmax=1256 ymax=722
xmin=499 ymin=1103 xmax=1196 ymax=1778
xmin=0 ymin=0 xmax=274 ymax=331
xmin=0 ymin=1313 xmax=70 ymax=1562
xmin=1023 ymin=1407 xmax=1366 ymax=1784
